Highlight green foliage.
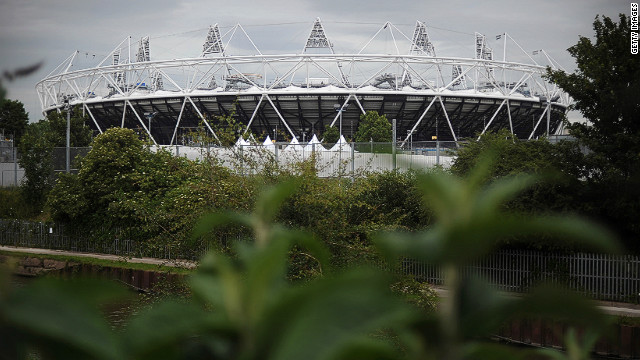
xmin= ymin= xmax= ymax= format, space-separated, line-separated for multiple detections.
xmin=47 ymin=128 xmax=194 ymax=240
xmin=0 ymin=98 xmax=29 ymax=143
xmin=17 ymin=120 xmax=56 ymax=206
xmin=351 ymin=170 xmax=429 ymax=230
xmin=17 ymin=109 xmax=92 ymax=208
xmin=451 ymin=130 xmax=584 ymax=214
xmin=1 ymin=181 xmax=415 ymax=360
xmin=322 ymin=124 xmax=339 ymax=145
xmin=43 ymin=108 xmax=93 ymax=148
xmin=1 ymin=155 xmax=621 ymax=360
xmin=546 ymin=14 xmax=640 ymax=180
xmin=211 ymin=101 xmax=245 ymax=147
xmin=544 ymin=14 xmax=640 ymax=251
xmin=354 ymin=111 xmax=392 ymax=142
xmin=376 ymin=153 xmax=620 ymax=359
xmin=0 ymin=188 xmax=42 ymax=219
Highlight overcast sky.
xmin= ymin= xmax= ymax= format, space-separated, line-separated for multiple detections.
xmin=0 ymin=0 xmax=631 ymax=123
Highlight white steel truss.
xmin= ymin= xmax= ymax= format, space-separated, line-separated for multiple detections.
xmin=36 ymin=20 xmax=569 ymax=143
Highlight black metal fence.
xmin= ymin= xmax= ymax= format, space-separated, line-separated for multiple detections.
xmin=403 ymin=250 xmax=640 ymax=303
xmin=0 ymin=220 xmax=204 ymax=260
xmin=1 ymin=219 xmax=639 ymax=302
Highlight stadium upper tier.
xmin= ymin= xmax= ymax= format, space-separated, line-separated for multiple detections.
xmin=36 ymin=19 xmax=569 ymax=145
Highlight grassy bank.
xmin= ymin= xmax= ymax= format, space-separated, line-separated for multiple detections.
xmin=0 ymin=250 xmax=195 ymax=275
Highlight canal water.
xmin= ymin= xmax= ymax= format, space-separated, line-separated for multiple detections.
xmin=8 ymin=264 xmax=189 ymax=330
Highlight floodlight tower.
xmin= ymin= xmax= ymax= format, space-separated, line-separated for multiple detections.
xmin=406 ymin=21 xmax=440 ymax=87
xmin=112 ymin=49 xmax=127 ymax=91
xmin=303 ymin=18 xmax=349 ymax=86
xmin=451 ymin=64 xmax=467 ymax=89
xmin=475 ymin=32 xmax=494 ymax=84
xmin=410 ymin=21 xmax=436 ymax=56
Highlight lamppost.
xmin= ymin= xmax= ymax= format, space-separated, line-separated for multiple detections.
xmin=144 ymin=112 xmax=157 ymax=134
xmin=407 ymin=129 xmax=413 ymax=150
xmin=63 ymin=96 xmax=70 ymax=173
xmin=334 ymin=103 xmax=349 ymax=147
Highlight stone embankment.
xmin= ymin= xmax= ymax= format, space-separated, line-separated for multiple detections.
xmin=3 ymin=255 xmax=77 ymax=276
xmin=0 ymin=253 xmax=184 ymax=291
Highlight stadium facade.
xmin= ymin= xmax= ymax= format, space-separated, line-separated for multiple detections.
xmin=36 ymin=19 xmax=569 ymax=146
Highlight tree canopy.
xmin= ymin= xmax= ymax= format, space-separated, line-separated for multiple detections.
xmin=0 ymin=98 xmax=29 ymax=144
xmin=17 ymin=109 xmax=93 ymax=206
xmin=322 ymin=124 xmax=339 ymax=145
xmin=354 ymin=111 xmax=391 ymax=142
xmin=547 ymin=14 xmax=640 ymax=179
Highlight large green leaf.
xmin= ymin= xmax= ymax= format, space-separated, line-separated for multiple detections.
xmin=255 ymin=269 xmax=414 ymax=360
xmin=2 ymin=279 xmax=126 ymax=360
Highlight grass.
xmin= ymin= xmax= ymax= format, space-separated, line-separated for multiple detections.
xmin=0 ymin=250 xmax=196 ymax=275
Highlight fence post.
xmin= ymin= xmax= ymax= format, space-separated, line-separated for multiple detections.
xmin=436 ymin=140 xmax=440 ymax=166
xmin=351 ymin=142 xmax=355 ymax=178
xmin=392 ymin=119 xmax=397 ymax=170
xmin=240 ymin=145 xmax=244 ymax=176
xmin=13 ymin=147 xmax=18 ymax=186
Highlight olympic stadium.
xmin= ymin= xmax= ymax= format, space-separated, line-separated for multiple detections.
xmin=35 ymin=19 xmax=570 ymax=146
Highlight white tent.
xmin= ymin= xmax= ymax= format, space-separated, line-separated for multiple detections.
xmin=303 ymin=134 xmax=326 ymax=152
xmin=284 ymin=137 xmax=301 ymax=151
xmin=262 ymin=135 xmax=275 ymax=151
xmin=328 ymin=135 xmax=352 ymax=152
xmin=234 ymin=136 xmax=250 ymax=147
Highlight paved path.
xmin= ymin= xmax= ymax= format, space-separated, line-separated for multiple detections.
xmin=431 ymin=285 xmax=640 ymax=318
xmin=0 ymin=245 xmax=197 ymax=269
xmin=3 ymin=245 xmax=639 ymax=317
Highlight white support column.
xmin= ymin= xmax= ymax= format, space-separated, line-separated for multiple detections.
xmin=126 ymin=100 xmax=157 ymax=145
xmin=186 ymin=96 xmax=221 ymax=145
xmin=121 ymin=102 xmax=127 ymax=128
xmin=546 ymin=101 xmax=551 ymax=136
xmin=400 ymin=96 xmax=437 ymax=146
xmin=329 ymin=95 xmax=352 ymax=127
xmin=506 ymin=99 xmax=513 ymax=134
xmin=352 ymin=94 xmax=366 ymax=114
xmin=243 ymin=94 xmax=265 ymax=135
xmin=478 ymin=99 xmax=507 ymax=139
xmin=528 ymin=105 xmax=549 ymax=140
xmin=438 ymin=96 xmax=457 ymax=142
xmin=83 ymin=104 xmax=103 ymax=134
xmin=265 ymin=95 xmax=296 ymax=139
xmin=170 ymin=98 xmax=188 ymax=145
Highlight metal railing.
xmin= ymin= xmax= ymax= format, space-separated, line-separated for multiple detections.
xmin=1 ymin=219 xmax=639 ymax=302
xmin=402 ymin=249 xmax=640 ymax=303
xmin=0 ymin=220 xmax=206 ymax=260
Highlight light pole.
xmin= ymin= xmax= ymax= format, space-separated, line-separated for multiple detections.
xmin=334 ymin=103 xmax=349 ymax=147
xmin=64 ymin=96 xmax=70 ymax=173
xmin=144 ymin=112 xmax=157 ymax=135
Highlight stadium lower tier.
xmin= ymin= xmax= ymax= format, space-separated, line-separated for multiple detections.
xmin=67 ymin=92 xmax=566 ymax=144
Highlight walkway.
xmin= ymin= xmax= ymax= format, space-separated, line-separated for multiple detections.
xmin=0 ymin=245 xmax=197 ymax=269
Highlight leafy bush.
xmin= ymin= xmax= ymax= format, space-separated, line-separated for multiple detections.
xmin=354 ymin=111 xmax=392 ymax=142
xmin=1 ymin=156 xmax=621 ymax=360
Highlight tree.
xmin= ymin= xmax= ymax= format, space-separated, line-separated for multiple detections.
xmin=16 ymin=121 xmax=55 ymax=206
xmin=0 ymin=99 xmax=29 ymax=144
xmin=546 ymin=14 xmax=640 ymax=252
xmin=354 ymin=111 xmax=391 ymax=142
xmin=322 ymin=124 xmax=339 ymax=145
xmin=47 ymin=128 xmax=195 ymax=238
xmin=17 ymin=109 xmax=93 ymax=206
xmin=45 ymin=108 xmax=93 ymax=148
xmin=546 ymin=14 xmax=640 ymax=179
